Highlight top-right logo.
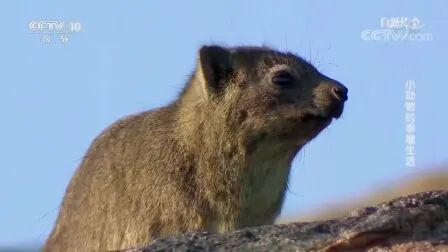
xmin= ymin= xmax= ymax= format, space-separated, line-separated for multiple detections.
xmin=361 ymin=17 xmax=433 ymax=42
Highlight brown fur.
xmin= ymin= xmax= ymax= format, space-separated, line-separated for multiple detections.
xmin=44 ymin=45 xmax=347 ymax=251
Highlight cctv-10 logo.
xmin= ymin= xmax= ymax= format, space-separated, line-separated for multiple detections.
xmin=29 ymin=20 xmax=82 ymax=33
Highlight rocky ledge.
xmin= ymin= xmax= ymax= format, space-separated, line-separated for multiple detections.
xmin=129 ymin=190 xmax=448 ymax=251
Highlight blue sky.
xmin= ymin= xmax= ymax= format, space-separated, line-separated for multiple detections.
xmin=0 ymin=0 xmax=447 ymax=247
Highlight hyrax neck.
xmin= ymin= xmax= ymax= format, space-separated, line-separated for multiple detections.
xmin=176 ymin=78 xmax=296 ymax=231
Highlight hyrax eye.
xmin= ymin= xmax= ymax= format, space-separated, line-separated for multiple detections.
xmin=271 ymin=71 xmax=294 ymax=87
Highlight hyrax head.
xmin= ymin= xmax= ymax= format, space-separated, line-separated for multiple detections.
xmin=195 ymin=45 xmax=348 ymax=149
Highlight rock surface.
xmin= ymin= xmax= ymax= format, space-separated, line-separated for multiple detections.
xmin=128 ymin=191 xmax=448 ymax=251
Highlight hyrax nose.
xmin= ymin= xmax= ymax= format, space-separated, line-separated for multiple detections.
xmin=329 ymin=82 xmax=348 ymax=102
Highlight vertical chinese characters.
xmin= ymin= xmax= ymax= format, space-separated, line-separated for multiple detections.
xmin=405 ymin=80 xmax=416 ymax=167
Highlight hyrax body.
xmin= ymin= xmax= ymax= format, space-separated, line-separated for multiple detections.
xmin=44 ymin=45 xmax=347 ymax=251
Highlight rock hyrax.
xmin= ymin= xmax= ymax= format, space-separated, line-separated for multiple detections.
xmin=44 ymin=45 xmax=348 ymax=251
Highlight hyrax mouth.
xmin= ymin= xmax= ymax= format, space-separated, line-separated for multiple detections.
xmin=302 ymin=102 xmax=345 ymax=123
xmin=326 ymin=102 xmax=345 ymax=119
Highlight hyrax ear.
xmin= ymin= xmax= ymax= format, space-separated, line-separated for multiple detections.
xmin=198 ymin=45 xmax=233 ymax=96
